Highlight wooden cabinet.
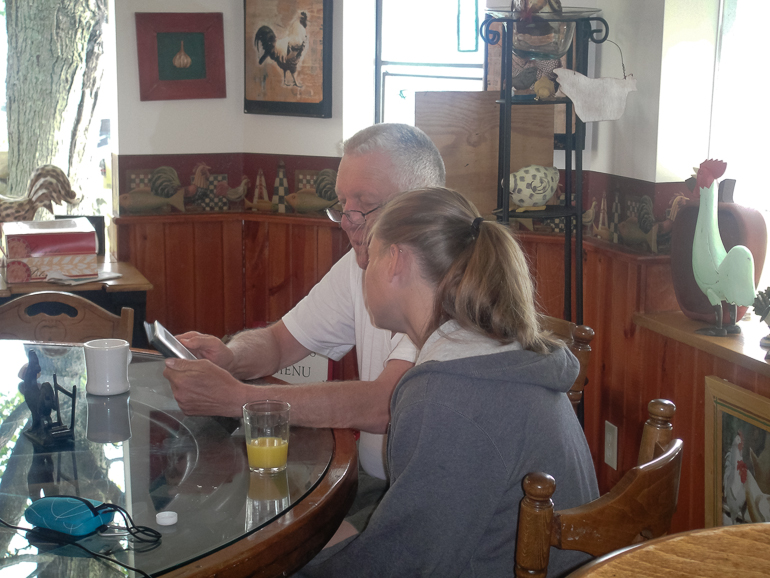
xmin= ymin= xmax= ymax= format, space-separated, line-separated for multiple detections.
xmin=114 ymin=212 xmax=356 ymax=379
xmin=521 ymin=230 xmax=770 ymax=533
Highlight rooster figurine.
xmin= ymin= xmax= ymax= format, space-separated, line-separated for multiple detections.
xmin=0 ymin=165 xmax=79 ymax=222
xmin=692 ymin=159 xmax=756 ymax=336
xmin=723 ymin=432 xmax=747 ymax=524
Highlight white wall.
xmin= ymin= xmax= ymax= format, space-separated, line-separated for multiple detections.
xmin=114 ymin=1 xmax=719 ymax=183
xmin=656 ymin=0 xmax=719 ymax=182
xmin=115 ymin=0 xmax=344 ymax=157
xmin=341 ymin=0 xmax=376 ymax=141
xmin=590 ymin=0 xmax=665 ymax=182
xmin=589 ymin=0 xmax=719 ymax=183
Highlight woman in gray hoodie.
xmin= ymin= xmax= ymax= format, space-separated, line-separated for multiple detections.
xmin=298 ymin=187 xmax=598 ymax=578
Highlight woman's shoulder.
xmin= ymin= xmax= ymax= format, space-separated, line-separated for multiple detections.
xmin=399 ymin=344 xmax=578 ymax=401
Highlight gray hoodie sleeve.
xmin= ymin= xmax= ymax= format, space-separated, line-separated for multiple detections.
xmin=296 ymin=397 xmax=509 ymax=577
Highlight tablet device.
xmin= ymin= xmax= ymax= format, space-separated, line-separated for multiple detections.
xmin=144 ymin=320 xmax=197 ymax=360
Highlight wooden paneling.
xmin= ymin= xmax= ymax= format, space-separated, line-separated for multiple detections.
xmin=116 ymin=213 xmax=348 ymax=338
xmin=130 ymin=223 xmax=167 ymax=326
xmin=244 ymin=220 xmax=269 ymax=329
xmin=267 ymin=222 xmax=291 ymax=321
xmin=193 ymin=221 xmax=225 ymax=337
xmin=117 ymin=213 xmax=354 ymax=377
xmin=633 ymin=312 xmax=770 ymax=531
xmin=222 ymin=220 xmax=245 ymax=336
xmin=122 ymin=213 xmax=770 ymax=534
xmin=520 ymin=229 xmax=770 ymax=534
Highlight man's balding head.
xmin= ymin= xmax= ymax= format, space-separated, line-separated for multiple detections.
xmin=342 ymin=124 xmax=446 ymax=193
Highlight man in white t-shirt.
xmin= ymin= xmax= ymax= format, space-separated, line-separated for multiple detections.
xmin=163 ymin=123 xmax=446 ymax=526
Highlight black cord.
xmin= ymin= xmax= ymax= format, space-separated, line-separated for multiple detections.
xmin=97 ymin=502 xmax=162 ymax=544
xmin=0 ymin=513 xmax=157 ymax=578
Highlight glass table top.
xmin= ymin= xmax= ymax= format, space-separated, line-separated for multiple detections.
xmin=0 ymin=341 xmax=333 ymax=577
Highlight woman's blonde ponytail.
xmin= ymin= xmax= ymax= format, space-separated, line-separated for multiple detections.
xmin=370 ymin=188 xmax=559 ymax=353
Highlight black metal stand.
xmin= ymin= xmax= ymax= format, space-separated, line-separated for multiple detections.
xmin=481 ymin=13 xmax=609 ymax=326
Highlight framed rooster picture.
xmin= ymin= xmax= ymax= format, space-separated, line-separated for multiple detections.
xmin=244 ymin=0 xmax=333 ymax=118
xmin=705 ymin=376 xmax=770 ymax=527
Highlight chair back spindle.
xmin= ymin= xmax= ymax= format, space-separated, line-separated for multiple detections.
xmin=514 ymin=399 xmax=683 ymax=577
xmin=541 ymin=316 xmax=595 ymax=414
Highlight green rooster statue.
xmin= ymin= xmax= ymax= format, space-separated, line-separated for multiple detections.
xmin=692 ymin=159 xmax=756 ymax=336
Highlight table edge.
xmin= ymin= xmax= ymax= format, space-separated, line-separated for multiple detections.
xmin=160 ymin=428 xmax=359 ymax=578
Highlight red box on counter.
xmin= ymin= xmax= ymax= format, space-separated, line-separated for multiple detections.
xmin=1 ymin=217 xmax=98 ymax=258
xmin=1 ymin=218 xmax=98 ymax=283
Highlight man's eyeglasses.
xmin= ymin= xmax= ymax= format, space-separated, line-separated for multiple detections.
xmin=326 ymin=205 xmax=381 ymax=226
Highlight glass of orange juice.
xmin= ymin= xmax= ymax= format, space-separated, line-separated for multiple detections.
xmin=243 ymin=400 xmax=290 ymax=473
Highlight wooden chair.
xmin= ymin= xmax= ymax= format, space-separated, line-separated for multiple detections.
xmin=514 ymin=399 xmax=683 ymax=578
xmin=542 ymin=315 xmax=595 ymax=414
xmin=0 ymin=291 xmax=134 ymax=344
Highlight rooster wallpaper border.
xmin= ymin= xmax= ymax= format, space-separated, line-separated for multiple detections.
xmin=243 ymin=0 xmax=333 ymax=118
xmin=135 ymin=12 xmax=227 ymax=102
xmin=704 ymin=376 xmax=770 ymax=527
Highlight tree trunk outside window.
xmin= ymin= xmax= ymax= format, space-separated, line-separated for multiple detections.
xmin=5 ymin=0 xmax=107 ymax=209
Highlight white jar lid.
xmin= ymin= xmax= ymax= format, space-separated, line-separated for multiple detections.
xmin=156 ymin=511 xmax=178 ymax=526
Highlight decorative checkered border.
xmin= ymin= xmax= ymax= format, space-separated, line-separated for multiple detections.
xmin=295 ymin=170 xmax=318 ymax=192
xmin=127 ymin=171 xmax=152 ymax=191
xmin=273 ymin=171 xmax=288 ymax=214
xmin=545 ymin=191 xmax=576 ymax=233
xmin=610 ymin=193 xmax=621 ymax=244
xmin=189 ymin=173 xmax=229 ymax=211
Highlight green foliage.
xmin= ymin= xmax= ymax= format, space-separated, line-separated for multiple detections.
xmin=0 ymin=390 xmax=24 ymax=476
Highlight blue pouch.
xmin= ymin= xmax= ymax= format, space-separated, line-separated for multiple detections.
xmin=25 ymin=496 xmax=115 ymax=536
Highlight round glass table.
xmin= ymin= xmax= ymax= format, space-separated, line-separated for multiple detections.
xmin=0 ymin=341 xmax=357 ymax=577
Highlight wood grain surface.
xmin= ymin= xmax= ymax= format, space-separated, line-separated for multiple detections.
xmin=513 ymin=232 xmax=770 ymax=534
xmin=116 ymin=213 xmax=347 ymax=339
xmin=568 ymin=523 xmax=770 ymax=577
xmin=415 ymin=90 xmax=554 ymax=217
xmin=633 ymin=311 xmax=770 ymax=379
xmin=0 ymin=257 xmax=153 ymax=297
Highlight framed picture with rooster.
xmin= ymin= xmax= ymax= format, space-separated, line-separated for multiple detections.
xmin=244 ymin=0 xmax=333 ymax=118
xmin=135 ymin=13 xmax=227 ymax=101
xmin=705 ymin=376 xmax=770 ymax=527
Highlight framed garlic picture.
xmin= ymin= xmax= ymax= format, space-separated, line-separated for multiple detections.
xmin=135 ymin=12 xmax=227 ymax=101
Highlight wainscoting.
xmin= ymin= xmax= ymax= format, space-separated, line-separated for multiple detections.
xmin=114 ymin=212 xmax=357 ymax=380
xmin=118 ymin=216 xmax=768 ymax=532
xmin=518 ymin=231 xmax=770 ymax=533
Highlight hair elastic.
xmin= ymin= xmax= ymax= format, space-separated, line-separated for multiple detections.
xmin=471 ymin=217 xmax=484 ymax=234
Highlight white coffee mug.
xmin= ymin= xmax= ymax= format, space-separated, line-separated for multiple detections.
xmin=84 ymin=338 xmax=132 ymax=396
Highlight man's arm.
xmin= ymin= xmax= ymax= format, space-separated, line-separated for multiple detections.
xmin=165 ymin=322 xmax=413 ymax=432
xmin=176 ymin=321 xmax=310 ymax=379
xmin=258 ymin=358 xmax=413 ymax=432
xmin=226 ymin=321 xmax=313 ymax=379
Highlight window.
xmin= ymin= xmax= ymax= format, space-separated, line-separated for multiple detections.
xmin=0 ymin=2 xmax=116 ymax=222
xmin=710 ymin=0 xmax=767 ymax=209
xmin=710 ymin=0 xmax=770 ymax=288
xmin=376 ymin=0 xmax=487 ymax=124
